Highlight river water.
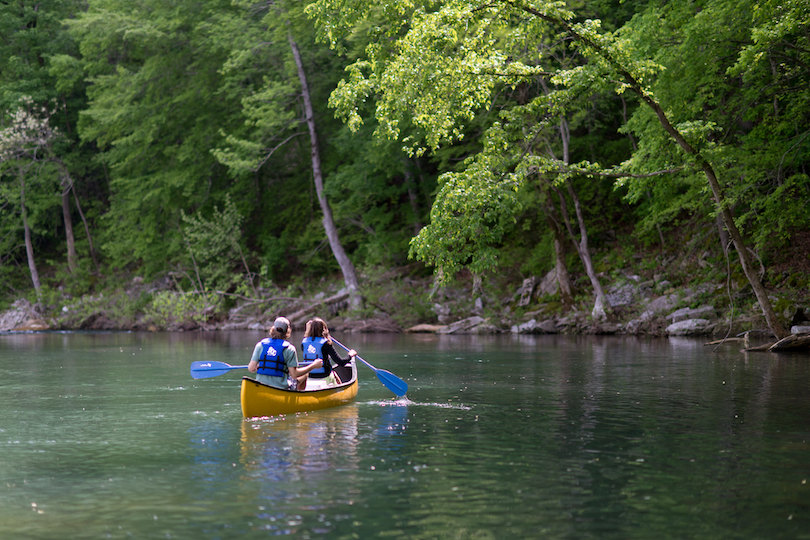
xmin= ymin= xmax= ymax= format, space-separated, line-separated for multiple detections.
xmin=1 ymin=331 xmax=808 ymax=538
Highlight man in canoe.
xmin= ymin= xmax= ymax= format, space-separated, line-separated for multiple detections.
xmin=248 ymin=316 xmax=323 ymax=390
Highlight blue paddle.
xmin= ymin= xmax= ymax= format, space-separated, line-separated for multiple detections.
xmin=333 ymin=338 xmax=408 ymax=397
xmin=190 ymin=360 xmax=248 ymax=379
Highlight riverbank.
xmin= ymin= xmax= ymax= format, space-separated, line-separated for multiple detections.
xmin=2 ymin=264 xmax=809 ymax=349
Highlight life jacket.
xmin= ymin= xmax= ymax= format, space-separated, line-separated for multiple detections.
xmin=301 ymin=336 xmax=327 ymax=376
xmin=257 ymin=338 xmax=290 ymax=378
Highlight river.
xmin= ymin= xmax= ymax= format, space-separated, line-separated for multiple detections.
xmin=1 ymin=331 xmax=808 ymax=538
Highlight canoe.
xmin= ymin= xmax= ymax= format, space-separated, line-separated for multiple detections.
xmin=240 ymin=361 xmax=358 ymax=417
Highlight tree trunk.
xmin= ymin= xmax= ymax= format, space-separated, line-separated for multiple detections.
xmin=72 ymin=188 xmax=100 ymax=272
xmin=57 ymin=160 xmax=100 ymax=272
xmin=61 ymin=185 xmax=77 ymax=273
xmin=289 ymin=34 xmax=361 ymax=309
xmin=523 ymin=4 xmax=789 ymax=337
xmin=558 ymin=117 xmax=611 ymax=321
xmin=19 ymin=168 xmax=41 ymax=298
xmin=641 ymin=97 xmax=787 ymax=337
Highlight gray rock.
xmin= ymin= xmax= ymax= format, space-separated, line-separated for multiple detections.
xmin=432 ymin=303 xmax=452 ymax=324
xmin=640 ymin=294 xmax=680 ymax=321
xmin=438 ymin=316 xmax=487 ymax=334
xmin=0 ymin=299 xmax=40 ymax=332
xmin=667 ymin=305 xmax=715 ymax=322
xmin=516 ymin=277 xmax=537 ymax=307
xmin=666 ymin=318 xmax=713 ymax=336
xmin=511 ymin=318 xmax=559 ymax=334
xmin=607 ymin=283 xmax=637 ymax=307
xmin=537 ymin=270 xmax=559 ymax=296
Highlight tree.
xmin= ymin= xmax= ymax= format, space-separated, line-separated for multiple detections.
xmin=67 ymin=0 xmax=244 ymax=275
xmin=0 ymin=98 xmax=56 ymax=297
xmin=289 ymin=33 xmax=361 ymax=307
xmin=310 ymin=0 xmax=795 ymax=336
xmin=1 ymin=0 xmax=100 ymax=282
xmin=181 ymin=195 xmax=257 ymax=295
xmin=310 ymin=0 xmax=619 ymax=319
xmin=215 ymin=0 xmax=362 ymax=306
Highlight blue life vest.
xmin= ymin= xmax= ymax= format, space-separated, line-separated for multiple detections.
xmin=301 ymin=336 xmax=327 ymax=376
xmin=257 ymin=338 xmax=290 ymax=377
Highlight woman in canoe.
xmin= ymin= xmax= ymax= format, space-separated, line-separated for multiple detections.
xmin=300 ymin=317 xmax=357 ymax=385
xmin=248 ymin=316 xmax=322 ymax=390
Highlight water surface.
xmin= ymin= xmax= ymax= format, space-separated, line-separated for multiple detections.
xmin=1 ymin=331 xmax=808 ymax=538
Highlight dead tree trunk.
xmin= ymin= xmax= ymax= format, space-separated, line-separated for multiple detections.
xmin=55 ymin=159 xmax=99 ymax=272
xmin=522 ymin=4 xmax=788 ymax=337
xmin=558 ymin=117 xmax=611 ymax=321
xmin=61 ymin=186 xmax=77 ymax=273
xmin=19 ymin=166 xmax=41 ymax=298
xmin=289 ymin=34 xmax=361 ymax=309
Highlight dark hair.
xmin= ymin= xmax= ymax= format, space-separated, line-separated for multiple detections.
xmin=304 ymin=317 xmax=331 ymax=343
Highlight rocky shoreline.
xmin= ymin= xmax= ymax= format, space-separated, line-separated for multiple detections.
xmin=3 ymin=270 xmax=809 ymax=351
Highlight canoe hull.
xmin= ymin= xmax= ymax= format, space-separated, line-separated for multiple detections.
xmin=240 ymin=363 xmax=358 ymax=417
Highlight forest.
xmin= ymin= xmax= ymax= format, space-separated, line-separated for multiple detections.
xmin=1 ymin=0 xmax=808 ymax=339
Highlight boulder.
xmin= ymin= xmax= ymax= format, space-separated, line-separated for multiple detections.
xmin=438 ymin=316 xmax=487 ymax=334
xmin=666 ymin=318 xmax=713 ymax=336
xmin=406 ymin=324 xmax=447 ymax=333
xmin=640 ymin=294 xmax=680 ymax=320
xmin=516 ymin=277 xmax=536 ymax=307
xmin=606 ymin=283 xmax=637 ymax=308
xmin=13 ymin=318 xmax=50 ymax=332
xmin=667 ymin=305 xmax=716 ymax=322
xmin=432 ymin=303 xmax=452 ymax=324
xmin=511 ymin=318 xmax=559 ymax=334
xmin=537 ymin=270 xmax=559 ymax=296
xmin=0 ymin=300 xmax=42 ymax=332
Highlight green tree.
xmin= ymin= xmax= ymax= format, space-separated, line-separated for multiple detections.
xmin=67 ymin=0 xmax=244 ymax=275
xmin=0 ymin=98 xmax=60 ymax=298
xmin=181 ymin=195 xmax=257 ymax=295
xmin=311 ymin=0 xmax=799 ymax=336
xmin=0 ymin=0 xmax=100 ymax=287
xmin=215 ymin=0 xmax=365 ymax=306
xmin=310 ymin=0 xmax=625 ymax=319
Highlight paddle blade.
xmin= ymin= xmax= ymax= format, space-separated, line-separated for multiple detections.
xmin=190 ymin=361 xmax=248 ymax=379
xmin=333 ymin=339 xmax=408 ymax=397
xmin=375 ymin=368 xmax=408 ymax=397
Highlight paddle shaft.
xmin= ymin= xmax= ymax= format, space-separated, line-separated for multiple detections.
xmin=195 ymin=364 xmax=248 ymax=372
xmin=189 ymin=360 xmax=249 ymax=379
xmin=332 ymin=338 xmax=408 ymax=396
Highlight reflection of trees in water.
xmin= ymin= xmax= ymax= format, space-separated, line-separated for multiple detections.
xmin=236 ymin=406 xmax=362 ymax=534
xmin=187 ymin=416 xmax=244 ymax=506
xmin=239 ymin=405 xmax=361 ymax=477
xmin=372 ymin=403 xmax=409 ymax=450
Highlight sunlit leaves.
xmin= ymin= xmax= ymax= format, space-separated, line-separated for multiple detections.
xmin=181 ymin=195 xmax=252 ymax=292
xmin=409 ymin=158 xmax=520 ymax=280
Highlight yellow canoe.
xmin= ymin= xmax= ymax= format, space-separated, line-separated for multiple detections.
xmin=240 ymin=362 xmax=358 ymax=417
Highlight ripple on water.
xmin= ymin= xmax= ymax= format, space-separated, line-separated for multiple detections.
xmin=363 ymin=397 xmax=472 ymax=410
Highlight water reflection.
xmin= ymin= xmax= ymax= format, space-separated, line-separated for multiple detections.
xmin=370 ymin=401 xmax=409 ymax=448
xmin=240 ymin=405 xmax=360 ymax=474
xmin=3 ymin=332 xmax=809 ymax=538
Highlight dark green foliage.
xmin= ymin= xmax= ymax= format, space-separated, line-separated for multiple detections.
xmin=0 ymin=0 xmax=808 ymax=323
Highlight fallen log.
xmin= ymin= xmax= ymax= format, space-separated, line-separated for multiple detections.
xmin=704 ymin=337 xmax=745 ymax=345
xmin=285 ymin=291 xmax=350 ymax=325
xmin=768 ymin=333 xmax=810 ymax=352
xmin=742 ymin=332 xmax=810 ymax=352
